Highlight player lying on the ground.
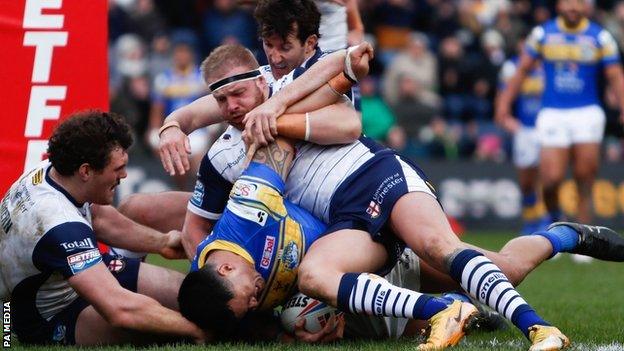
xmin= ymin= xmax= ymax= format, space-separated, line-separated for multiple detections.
xmin=176 ymin=129 xmax=624 ymax=349
xmin=0 ymin=111 xmax=206 ymax=346
xmin=125 ymin=39 xmax=624 ymax=349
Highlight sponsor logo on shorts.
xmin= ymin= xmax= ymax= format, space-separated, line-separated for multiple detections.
xmin=366 ymin=201 xmax=381 ymax=219
xmin=60 ymin=238 xmax=95 ymax=252
xmin=372 ymin=173 xmax=404 ymax=205
xmin=107 ymin=258 xmax=126 ymax=273
xmin=260 ymin=236 xmax=276 ymax=269
xmin=281 ymin=241 xmax=299 ymax=270
xmin=52 ymin=324 xmax=66 ymax=342
xmin=67 ymin=248 xmax=101 ymax=274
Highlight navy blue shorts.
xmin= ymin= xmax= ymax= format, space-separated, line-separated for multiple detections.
xmin=14 ymin=254 xmax=141 ymax=345
xmin=326 ymin=151 xmax=436 ymax=274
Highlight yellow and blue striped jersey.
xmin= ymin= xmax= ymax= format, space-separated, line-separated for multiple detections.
xmin=191 ymin=162 xmax=327 ymax=311
xmin=525 ymin=17 xmax=620 ymax=108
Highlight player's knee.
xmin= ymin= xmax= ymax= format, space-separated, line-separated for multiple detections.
xmin=421 ymin=232 xmax=458 ymax=267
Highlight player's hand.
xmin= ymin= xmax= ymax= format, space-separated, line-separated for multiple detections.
xmin=348 ymin=41 xmax=374 ymax=81
xmin=158 ymin=126 xmax=191 ymax=176
xmin=159 ymin=230 xmax=186 ymax=259
xmin=499 ymin=115 xmax=520 ymax=134
xmin=243 ymin=100 xmax=284 ymax=147
xmin=290 ymin=314 xmax=345 ymax=343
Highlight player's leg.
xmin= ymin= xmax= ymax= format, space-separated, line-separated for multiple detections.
xmin=568 ymin=104 xmax=606 ymax=224
xmin=118 ymin=191 xmax=191 ymax=232
xmin=571 ymin=143 xmax=599 ymax=224
xmin=75 ymin=259 xmax=186 ymax=345
xmin=389 ymin=191 xmax=565 ymax=345
xmin=298 ymin=229 xmax=476 ymax=350
xmin=539 ymin=147 xmax=568 ymax=222
xmin=514 ymin=127 xmax=543 ymax=234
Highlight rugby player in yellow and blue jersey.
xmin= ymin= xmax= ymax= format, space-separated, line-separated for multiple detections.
xmin=497 ymin=37 xmax=546 ymax=234
xmin=496 ymin=0 xmax=624 ymax=227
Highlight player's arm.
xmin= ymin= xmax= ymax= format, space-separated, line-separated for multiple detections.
xmin=158 ymin=94 xmax=224 ymax=176
xmin=494 ymin=61 xmax=521 ymax=133
xmin=181 ymin=211 xmax=215 ymax=260
xmin=605 ymin=64 xmax=624 ymax=123
xmin=346 ymin=0 xmax=364 ymax=46
xmin=243 ymin=42 xmax=372 ymax=145
xmin=90 ymin=204 xmax=184 ymax=259
xmin=495 ymin=51 xmax=536 ymax=123
xmin=68 ymin=263 xmax=206 ymax=343
xmin=276 ymin=95 xmax=361 ymax=145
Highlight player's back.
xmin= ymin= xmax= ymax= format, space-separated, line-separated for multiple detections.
xmin=0 ymin=161 xmax=95 ymax=319
xmin=192 ymin=162 xmax=326 ymax=310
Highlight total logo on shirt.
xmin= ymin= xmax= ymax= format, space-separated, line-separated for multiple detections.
xmin=60 ymin=238 xmax=96 ymax=252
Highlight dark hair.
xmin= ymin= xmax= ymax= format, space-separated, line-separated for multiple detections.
xmin=254 ymin=0 xmax=321 ymax=45
xmin=178 ymin=264 xmax=239 ymax=338
xmin=47 ymin=110 xmax=133 ymax=176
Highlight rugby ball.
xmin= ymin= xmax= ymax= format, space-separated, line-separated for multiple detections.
xmin=280 ymin=292 xmax=341 ymax=334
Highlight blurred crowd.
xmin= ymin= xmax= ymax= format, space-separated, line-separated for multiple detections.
xmin=108 ymin=0 xmax=624 ymax=166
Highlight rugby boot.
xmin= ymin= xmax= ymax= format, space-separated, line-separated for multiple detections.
xmin=417 ymin=300 xmax=478 ymax=350
xmin=548 ymin=222 xmax=624 ymax=261
xmin=528 ymin=325 xmax=570 ymax=351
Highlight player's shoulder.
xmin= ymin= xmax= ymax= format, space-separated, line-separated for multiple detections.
xmin=259 ymin=65 xmax=274 ymax=83
xmin=205 ymin=126 xmax=246 ymax=182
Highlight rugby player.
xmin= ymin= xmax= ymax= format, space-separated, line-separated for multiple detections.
xmin=496 ymin=0 xmax=624 ymax=225
xmin=185 ymin=39 xmax=624 ymax=349
xmin=0 ymin=111 xmax=206 ymax=345
xmin=496 ymin=36 xmax=546 ymax=234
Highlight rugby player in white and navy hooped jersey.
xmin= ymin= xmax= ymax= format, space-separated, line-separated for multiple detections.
xmin=496 ymin=0 xmax=624 ymax=226
xmin=0 ymin=111 xmax=205 ymax=345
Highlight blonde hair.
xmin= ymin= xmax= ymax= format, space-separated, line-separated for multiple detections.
xmin=200 ymin=44 xmax=260 ymax=84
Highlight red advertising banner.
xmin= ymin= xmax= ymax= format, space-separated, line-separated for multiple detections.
xmin=0 ymin=0 xmax=108 ymax=194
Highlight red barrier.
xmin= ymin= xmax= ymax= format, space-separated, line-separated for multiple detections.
xmin=0 ymin=0 xmax=108 ymax=194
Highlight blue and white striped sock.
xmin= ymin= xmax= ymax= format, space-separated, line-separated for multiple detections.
xmin=337 ymin=273 xmax=448 ymax=319
xmin=449 ymin=249 xmax=548 ymax=338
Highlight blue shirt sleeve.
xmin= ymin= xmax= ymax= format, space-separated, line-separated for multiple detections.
xmin=32 ymin=222 xmax=102 ymax=278
xmin=188 ymin=154 xmax=233 ymax=220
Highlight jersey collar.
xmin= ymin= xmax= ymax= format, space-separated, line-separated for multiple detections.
xmin=197 ymin=239 xmax=255 ymax=269
xmin=556 ymin=16 xmax=589 ymax=34
xmin=45 ymin=166 xmax=85 ymax=208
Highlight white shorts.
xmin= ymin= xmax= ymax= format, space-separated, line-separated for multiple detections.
xmin=536 ymin=105 xmax=606 ymax=148
xmin=513 ymin=126 xmax=540 ymax=168
xmin=344 ymin=249 xmax=420 ymax=339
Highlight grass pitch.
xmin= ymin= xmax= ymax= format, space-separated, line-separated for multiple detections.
xmin=9 ymin=232 xmax=624 ymax=350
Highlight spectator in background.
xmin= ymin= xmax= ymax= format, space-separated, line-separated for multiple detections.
xmin=371 ymin=0 xmax=417 ymax=65
xmin=438 ymin=36 xmax=472 ymax=122
xmin=110 ymin=74 xmax=152 ymax=143
xmin=110 ymin=34 xmax=149 ymax=93
xmin=148 ymin=32 xmax=172 ymax=78
xmin=147 ymin=35 xmax=209 ymax=190
xmin=201 ymin=0 xmax=258 ymax=55
xmin=128 ymin=0 xmax=167 ymax=43
xmin=382 ymin=32 xmax=438 ymax=106
xmin=360 ymin=76 xmax=402 ymax=147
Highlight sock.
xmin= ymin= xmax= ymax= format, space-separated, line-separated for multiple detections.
xmin=533 ymin=225 xmax=579 ymax=257
xmin=521 ymin=193 xmax=538 ymax=221
xmin=440 ymin=291 xmax=472 ymax=305
xmin=449 ymin=249 xmax=549 ymax=338
xmin=337 ymin=273 xmax=448 ymax=320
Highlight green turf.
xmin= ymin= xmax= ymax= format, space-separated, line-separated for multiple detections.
xmin=8 ymin=232 xmax=624 ymax=350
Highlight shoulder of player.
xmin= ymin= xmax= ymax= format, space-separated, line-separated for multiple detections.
xmin=32 ymin=192 xmax=90 ymax=231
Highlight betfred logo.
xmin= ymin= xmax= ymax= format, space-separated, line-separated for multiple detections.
xmin=260 ymin=236 xmax=275 ymax=269
xmin=60 ymin=238 xmax=95 ymax=251
xmin=67 ymin=248 xmax=101 ymax=274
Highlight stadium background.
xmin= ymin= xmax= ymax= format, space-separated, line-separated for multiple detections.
xmin=103 ymin=0 xmax=624 ymax=230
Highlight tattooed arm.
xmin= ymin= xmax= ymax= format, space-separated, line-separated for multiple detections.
xmin=251 ymin=137 xmax=296 ymax=181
